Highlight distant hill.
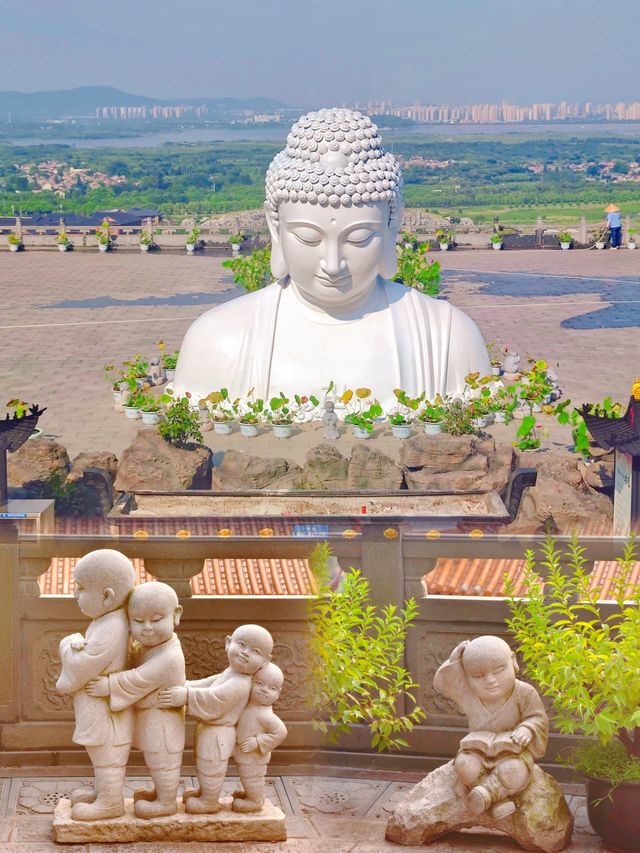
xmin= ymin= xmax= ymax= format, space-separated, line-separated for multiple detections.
xmin=0 ymin=87 xmax=289 ymax=119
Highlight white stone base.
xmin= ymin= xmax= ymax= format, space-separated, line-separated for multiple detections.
xmin=52 ymin=796 xmax=287 ymax=843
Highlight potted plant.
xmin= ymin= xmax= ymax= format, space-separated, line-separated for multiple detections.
xmin=159 ymin=347 xmax=178 ymax=382
xmin=341 ymin=387 xmax=383 ymax=438
xmin=122 ymin=354 xmax=150 ymax=389
xmin=185 ymin=226 xmax=200 ymax=253
xmin=399 ymin=230 xmax=417 ymax=250
xmin=57 ymin=231 xmax=71 ymax=252
xmin=124 ymin=390 xmax=146 ymax=420
xmin=506 ymin=536 xmax=640 ymax=852
xmin=435 ymin=228 xmax=451 ymax=251
xmin=490 ymin=232 xmax=503 ymax=251
xmin=517 ymin=359 xmax=554 ymax=414
xmin=7 ymin=232 xmax=22 ymax=252
xmin=205 ymin=388 xmax=236 ymax=435
xmin=157 ymin=393 xmax=203 ymax=447
xmin=197 ymin=399 xmax=213 ymax=432
xmin=222 ymin=246 xmax=273 ymax=293
xmin=235 ymin=392 xmax=264 ymax=437
xmin=229 ymin=232 xmax=244 ymax=254
xmin=393 ymin=241 xmax=441 ymax=296
xmin=487 ymin=342 xmax=505 ymax=376
xmin=440 ymin=398 xmax=476 ymax=436
xmin=388 ymin=389 xmax=423 ymax=439
xmin=266 ymin=392 xmax=294 ymax=438
xmin=628 ymin=227 xmax=637 ymax=250
xmin=104 ymin=364 xmax=128 ymax=410
xmin=513 ymin=413 xmax=541 ymax=451
xmin=139 ymin=394 xmax=162 ymax=425
xmin=139 ymin=230 xmax=154 ymax=252
xmin=96 ymin=219 xmax=111 ymax=252
xmin=418 ymin=396 xmax=446 ymax=436
xmin=489 ymin=386 xmax=517 ymax=424
xmin=557 ymin=230 xmax=572 ymax=250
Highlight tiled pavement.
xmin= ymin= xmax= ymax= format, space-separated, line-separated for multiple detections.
xmin=1 ymin=248 xmax=638 ymax=459
xmin=0 ymin=772 xmax=608 ymax=851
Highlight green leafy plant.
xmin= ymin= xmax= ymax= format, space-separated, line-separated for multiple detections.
xmin=486 ymin=341 xmax=505 ymax=366
xmin=222 ymin=246 xmax=272 ymax=292
xmin=506 ymin=535 xmax=640 ymax=784
xmin=418 ymin=395 xmax=446 ymax=423
xmin=308 ymin=543 xmax=425 ymax=751
xmin=139 ymin=230 xmax=154 ymax=246
xmin=490 ymin=232 xmax=503 ymax=245
xmin=6 ymin=398 xmax=30 ymax=418
xmin=157 ymin=394 xmax=202 ymax=447
xmin=7 ymin=232 xmax=21 ymax=246
xmin=342 ymin=389 xmax=383 ymax=433
xmin=234 ymin=391 xmax=265 ymax=424
xmin=389 ymin=388 xmax=424 ymax=425
xmin=266 ymin=392 xmax=293 ymax=425
xmin=28 ymin=470 xmax=101 ymax=518
xmin=57 ymin=231 xmax=70 ymax=245
xmin=399 ymin=230 xmax=417 ymax=247
xmin=138 ymin=394 xmax=161 ymax=413
xmin=557 ymin=230 xmax=572 ymax=243
xmin=205 ymin=388 xmax=235 ymax=422
xmin=435 ymin=228 xmax=452 ymax=245
xmin=96 ymin=219 xmax=111 ymax=245
xmin=440 ymin=398 xmax=476 ymax=435
xmin=229 ymin=232 xmax=244 ymax=245
xmin=554 ymin=397 xmax=621 ymax=458
xmin=394 ymin=242 xmax=440 ymax=296
xmin=125 ymin=390 xmax=148 ymax=409
xmin=157 ymin=341 xmax=179 ymax=371
xmin=185 ymin=226 xmax=200 ymax=245
xmin=514 ymin=414 xmax=541 ymax=450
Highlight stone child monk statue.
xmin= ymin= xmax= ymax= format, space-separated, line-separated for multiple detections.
xmin=173 ymin=109 xmax=491 ymax=409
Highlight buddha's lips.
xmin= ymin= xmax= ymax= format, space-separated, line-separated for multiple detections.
xmin=315 ymin=274 xmax=351 ymax=286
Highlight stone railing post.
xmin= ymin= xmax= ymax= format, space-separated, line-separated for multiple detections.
xmin=144 ymin=558 xmax=204 ymax=598
xmin=579 ymin=216 xmax=588 ymax=245
xmin=0 ymin=523 xmax=20 ymax=721
xmin=19 ymin=557 xmax=52 ymax=597
xmin=625 ymin=215 xmax=631 ymax=241
xmin=359 ymin=523 xmax=404 ymax=610
xmin=535 ymin=217 xmax=544 ymax=248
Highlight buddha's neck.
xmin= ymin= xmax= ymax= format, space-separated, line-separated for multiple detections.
xmin=288 ymin=277 xmax=387 ymax=319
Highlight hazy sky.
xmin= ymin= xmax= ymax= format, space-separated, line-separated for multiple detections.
xmin=1 ymin=0 xmax=638 ymax=106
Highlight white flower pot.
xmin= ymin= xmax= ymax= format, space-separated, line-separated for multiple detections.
xmin=98 ymin=243 xmax=109 ymax=252
xmin=141 ymin=411 xmax=159 ymax=425
xmin=272 ymin=423 xmax=292 ymax=439
xmin=423 ymin=421 xmax=442 ymax=436
xmin=352 ymin=426 xmax=370 ymax=439
xmin=231 ymin=243 xmax=241 ymax=253
xmin=439 ymin=243 xmax=449 ymax=251
xmin=391 ymin=423 xmax=412 ymax=439
xmin=595 ymin=241 xmax=605 ymax=250
xmin=140 ymin=243 xmax=150 ymax=252
xmin=404 ymin=242 xmax=413 ymax=249
xmin=628 ymin=242 xmax=637 ymax=250
xmin=471 ymin=416 xmax=488 ymax=429
xmin=58 ymin=243 xmax=69 ymax=252
xmin=124 ymin=406 xmax=141 ymax=419
xmin=493 ymin=410 xmax=507 ymax=423
xmin=186 ymin=243 xmax=196 ymax=253
xmin=240 ymin=422 xmax=259 ymax=437
xmin=165 ymin=369 xmax=175 ymax=382
xmin=9 ymin=244 xmax=19 ymax=252
xmin=560 ymin=242 xmax=571 ymax=250
xmin=492 ymin=242 xmax=502 ymax=251
xmin=491 ymin=366 xmax=502 ymax=376
xmin=213 ymin=420 xmax=233 ymax=435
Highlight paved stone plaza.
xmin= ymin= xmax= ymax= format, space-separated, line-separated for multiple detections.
xmin=0 ymin=771 xmax=607 ymax=851
xmin=1 ymin=248 xmax=638 ymax=460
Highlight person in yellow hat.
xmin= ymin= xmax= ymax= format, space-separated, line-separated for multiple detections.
xmin=604 ymin=204 xmax=622 ymax=249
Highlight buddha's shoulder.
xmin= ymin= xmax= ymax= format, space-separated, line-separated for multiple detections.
xmin=183 ymin=283 xmax=279 ymax=337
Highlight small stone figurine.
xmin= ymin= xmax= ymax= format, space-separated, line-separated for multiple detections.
xmin=232 ymin=662 xmax=287 ymax=813
xmin=55 ymin=550 xmax=136 ymax=821
xmin=502 ymin=352 xmax=521 ymax=378
xmin=385 ymin=635 xmax=573 ymax=853
xmin=158 ymin=624 xmax=274 ymax=815
xmin=322 ymin=399 xmax=339 ymax=440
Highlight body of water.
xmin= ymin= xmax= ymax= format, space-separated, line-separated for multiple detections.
xmin=5 ymin=122 xmax=640 ymax=148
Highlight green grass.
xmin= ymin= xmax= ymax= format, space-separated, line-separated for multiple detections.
xmin=443 ymin=201 xmax=640 ymax=227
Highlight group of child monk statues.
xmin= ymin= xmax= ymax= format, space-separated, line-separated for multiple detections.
xmin=56 ymin=549 xmax=287 ymax=822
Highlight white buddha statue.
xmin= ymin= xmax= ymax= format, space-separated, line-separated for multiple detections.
xmin=173 ymin=109 xmax=490 ymax=408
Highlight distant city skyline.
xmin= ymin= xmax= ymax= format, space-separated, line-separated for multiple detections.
xmin=1 ymin=0 xmax=638 ymax=106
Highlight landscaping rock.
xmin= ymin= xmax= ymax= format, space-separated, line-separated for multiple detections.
xmin=7 ymin=438 xmax=69 ymax=491
xmin=347 ymin=443 xmax=404 ymax=490
xmin=583 ymin=451 xmax=614 ymax=491
xmin=400 ymin=434 xmax=478 ymax=471
xmin=405 ymin=466 xmax=488 ymax=492
xmin=114 ymin=430 xmax=212 ymax=491
xmin=386 ymin=760 xmax=573 ymax=853
xmin=508 ymin=472 xmax=613 ymax=534
xmin=211 ymin=450 xmax=301 ymax=491
xmin=516 ymin=448 xmax=583 ymax=490
xmin=300 ymin=444 xmax=349 ymax=490
xmin=68 ymin=451 xmax=118 ymax=484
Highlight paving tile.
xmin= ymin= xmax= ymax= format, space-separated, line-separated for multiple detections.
xmin=283 ymin=776 xmax=389 ymax=819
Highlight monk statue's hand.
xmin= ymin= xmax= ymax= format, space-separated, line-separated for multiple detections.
xmin=511 ymin=726 xmax=533 ymax=747
xmin=65 ymin=633 xmax=86 ymax=651
xmin=86 ymin=677 xmax=109 ymax=697
xmin=450 ymin=641 xmax=469 ymax=662
xmin=239 ymin=736 xmax=259 ymax=753
xmin=158 ymin=686 xmax=188 ymax=708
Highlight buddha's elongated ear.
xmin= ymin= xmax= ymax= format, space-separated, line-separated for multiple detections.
xmin=380 ymin=200 xmax=403 ymax=279
xmin=264 ymin=203 xmax=288 ymax=280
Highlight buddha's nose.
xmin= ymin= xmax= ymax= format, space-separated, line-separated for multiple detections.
xmin=320 ymin=241 xmax=347 ymax=279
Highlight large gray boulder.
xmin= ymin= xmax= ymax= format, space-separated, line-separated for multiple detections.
xmin=68 ymin=451 xmax=118 ymax=484
xmin=385 ymin=760 xmax=573 ymax=852
xmin=508 ymin=472 xmax=613 ymax=534
xmin=211 ymin=450 xmax=302 ymax=491
xmin=114 ymin=430 xmax=212 ymax=491
xmin=347 ymin=443 xmax=404 ymax=490
xmin=7 ymin=438 xmax=69 ymax=491
xmin=300 ymin=444 xmax=349 ymax=490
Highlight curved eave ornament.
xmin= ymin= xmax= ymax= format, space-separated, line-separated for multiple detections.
xmin=0 ymin=406 xmax=47 ymax=453
xmin=581 ymin=397 xmax=640 ymax=456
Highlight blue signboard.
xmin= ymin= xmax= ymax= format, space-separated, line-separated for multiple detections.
xmin=0 ymin=513 xmax=28 ymax=519
xmin=292 ymin=523 xmax=330 ymax=537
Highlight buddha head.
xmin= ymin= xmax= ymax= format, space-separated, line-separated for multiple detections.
xmin=265 ymin=109 xmax=404 ymax=311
